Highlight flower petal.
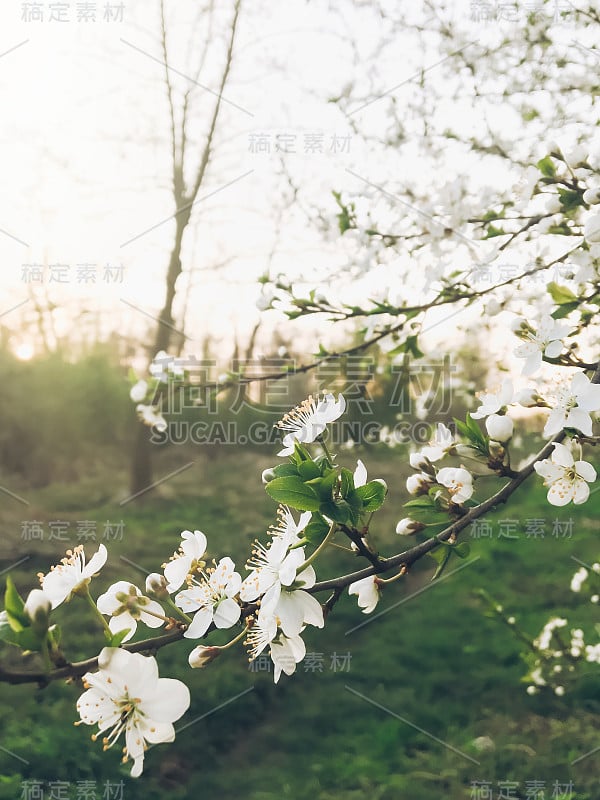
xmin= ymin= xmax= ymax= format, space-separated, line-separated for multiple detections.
xmin=140 ymin=678 xmax=190 ymax=723
xmin=184 ymin=606 xmax=214 ymax=639
xmin=213 ymin=598 xmax=241 ymax=629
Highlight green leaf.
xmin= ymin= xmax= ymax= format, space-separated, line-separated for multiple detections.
xmin=454 ymin=414 xmax=488 ymax=455
xmin=547 ymin=281 xmax=577 ymax=304
xmin=339 ymin=468 xmax=355 ymax=497
xmin=453 ymin=542 xmax=471 ymax=559
xmin=108 ymin=628 xmax=132 ymax=647
xmin=290 ymin=442 xmax=313 ymax=464
xmin=298 ymin=460 xmax=321 ymax=481
xmin=557 ymin=187 xmax=584 ymax=210
xmin=356 ymin=480 xmax=386 ymax=512
xmin=272 ymin=463 xmax=300 ymax=478
xmin=536 ymin=155 xmax=556 ymax=177
xmin=4 ymin=577 xmax=28 ymax=629
xmin=0 ymin=612 xmax=45 ymax=652
xmin=404 ymin=497 xmax=435 ymax=509
xmin=303 ymin=514 xmax=331 ymax=545
xmin=265 ymin=476 xmax=321 ymax=511
xmin=319 ymin=499 xmax=352 ymax=524
xmin=312 ymin=468 xmax=339 ymax=501
xmin=551 ymin=301 xmax=579 ymax=319
xmin=485 ymin=224 xmax=506 ymax=239
xmin=428 ymin=545 xmax=452 ymax=580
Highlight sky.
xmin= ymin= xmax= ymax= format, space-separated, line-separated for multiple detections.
xmin=0 ymin=0 xmax=594 ymax=373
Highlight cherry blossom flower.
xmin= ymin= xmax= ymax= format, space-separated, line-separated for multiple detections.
xmin=77 ymin=647 xmax=190 ymax=778
xmin=163 ymin=530 xmax=208 ymax=593
xmin=269 ymin=506 xmax=312 ymax=546
xmin=436 ymin=467 xmax=474 ymax=503
xmin=276 ymin=393 xmax=346 ymax=456
xmin=40 ymin=544 xmax=107 ymax=609
xmin=409 ymin=423 xmax=455 ymax=466
xmin=96 ymin=581 xmax=165 ymax=643
xmin=534 ymin=442 xmax=597 ymax=506
xmin=239 ymin=536 xmax=306 ymax=603
xmin=245 ymin=610 xmax=278 ymax=661
xmin=514 ymin=316 xmax=572 ymax=376
xmin=348 ymin=575 xmax=381 ymax=614
xmin=471 ymin=379 xmax=513 ymax=419
xmin=543 ymin=372 xmax=600 ymax=438
xmin=260 ymin=566 xmax=324 ymax=637
xmin=175 ymin=557 xmax=242 ymax=639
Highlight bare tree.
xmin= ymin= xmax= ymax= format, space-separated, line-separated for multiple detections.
xmin=130 ymin=0 xmax=244 ymax=495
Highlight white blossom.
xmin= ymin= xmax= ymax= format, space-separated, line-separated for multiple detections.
xmin=436 ymin=467 xmax=474 ymax=503
xmin=163 ymin=530 xmax=208 ymax=593
xmin=240 ymin=537 xmax=306 ymax=603
xmin=471 ymin=380 xmax=513 ymax=419
xmin=276 ymin=393 xmax=346 ymax=456
xmin=77 ymin=647 xmax=190 ymax=778
xmin=534 ymin=442 xmax=596 ymax=506
xmin=348 ymin=575 xmax=380 ymax=614
xmin=40 ymin=545 xmax=107 ymax=609
xmin=175 ymin=557 xmax=242 ymax=639
xmin=514 ymin=316 xmax=572 ymax=375
xmin=543 ymin=372 xmax=600 ymax=438
xmin=97 ymin=581 xmax=166 ymax=643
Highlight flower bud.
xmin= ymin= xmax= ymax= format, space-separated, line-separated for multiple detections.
xmin=24 ymin=589 xmax=51 ymax=634
xmin=406 ymin=473 xmax=433 ymax=495
xmin=409 ymin=451 xmax=429 ymax=470
xmin=129 ymin=379 xmax=148 ymax=403
xmin=188 ymin=645 xmax=221 ymax=669
xmin=583 ymin=187 xmax=600 ymax=205
xmin=256 ymin=290 xmax=275 ymax=311
xmin=485 ymin=414 xmax=514 ymax=443
xmin=395 ymin=518 xmax=425 ymax=536
xmin=145 ymin=573 xmax=169 ymax=598
xmin=261 ymin=468 xmax=276 ymax=484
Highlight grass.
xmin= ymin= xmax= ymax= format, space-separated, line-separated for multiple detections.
xmin=0 ymin=444 xmax=598 ymax=800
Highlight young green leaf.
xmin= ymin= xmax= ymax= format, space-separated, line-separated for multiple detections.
xmin=265 ymin=476 xmax=321 ymax=511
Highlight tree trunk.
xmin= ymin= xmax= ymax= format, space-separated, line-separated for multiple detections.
xmin=128 ymin=211 xmax=190 ymax=496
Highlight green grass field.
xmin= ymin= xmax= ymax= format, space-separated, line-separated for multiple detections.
xmin=0 ymin=445 xmax=598 ymax=800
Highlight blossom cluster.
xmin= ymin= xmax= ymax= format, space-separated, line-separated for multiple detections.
xmin=2 ymin=349 xmax=599 ymax=779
